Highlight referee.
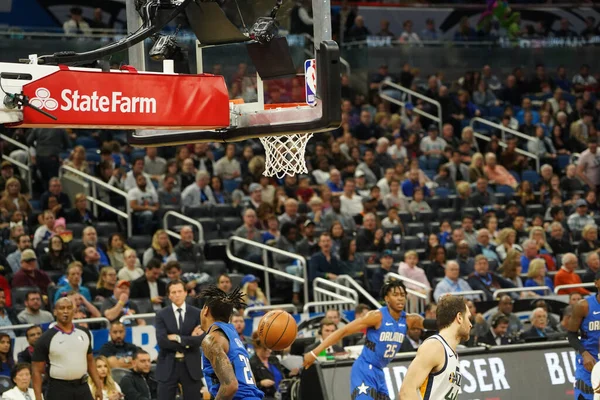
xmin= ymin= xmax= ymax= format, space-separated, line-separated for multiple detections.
xmin=32 ymin=297 xmax=103 ymax=400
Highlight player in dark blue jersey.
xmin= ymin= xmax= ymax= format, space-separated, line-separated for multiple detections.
xmin=304 ymin=279 xmax=417 ymax=400
xmin=199 ymin=286 xmax=264 ymax=400
xmin=568 ymin=270 xmax=600 ymax=400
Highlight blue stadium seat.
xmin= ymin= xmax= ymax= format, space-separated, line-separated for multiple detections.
xmin=489 ymin=106 xmax=505 ymax=119
xmin=435 ymin=187 xmax=450 ymax=198
xmin=509 ymin=170 xmax=520 ymax=183
xmin=557 ymin=154 xmax=570 ymax=171
xmin=522 ymin=170 xmax=541 ymax=186
xmin=496 ymin=185 xmax=515 ymax=197
xmin=75 ymin=136 xmax=97 ymax=149
xmin=223 ymin=179 xmax=241 ymax=193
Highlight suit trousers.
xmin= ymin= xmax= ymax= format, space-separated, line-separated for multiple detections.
xmin=157 ymin=359 xmax=202 ymax=400
xmin=46 ymin=379 xmax=93 ymax=400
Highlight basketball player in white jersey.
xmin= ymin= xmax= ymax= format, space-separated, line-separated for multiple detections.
xmin=399 ymin=295 xmax=472 ymax=400
xmin=592 ymin=363 xmax=600 ymax=400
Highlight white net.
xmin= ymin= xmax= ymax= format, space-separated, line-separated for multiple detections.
xmin=260 ymin=133 xmax=314 ymax=179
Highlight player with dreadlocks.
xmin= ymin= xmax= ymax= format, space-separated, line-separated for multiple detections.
xmin=199 ymin=285 xmax=264 ymax=400
xmin=303 ymin=279 xmax=416 ymax=400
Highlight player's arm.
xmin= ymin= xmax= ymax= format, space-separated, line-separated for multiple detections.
xmin=202 ymin=331 xmax=238 ymax=400
xmin=398 ymin=339 xmax=445 ymax=400
xmin=303 ymin=310 xmax=383 ymax=369
xmin=567 ymin=299 xmax=596 ymax=371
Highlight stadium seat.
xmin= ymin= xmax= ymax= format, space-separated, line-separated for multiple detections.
xmin=213 ymin=204 xmax=241 ymax=218
xmin=416 ymin=210 xmax=434 ymax=223
xmin=398 ymin=211 xmax=413 ymax=224
xmin=522 ymin=170 xmax=541 ymax=186
xmin=75 ymin=136 xmax=97 ymax=149
xmin=383 ymin=226 xmax=402 ymax=237
xmin=439 ymin=208 xmax=456 ymax=221
xmin=128 ymin=235 xmax=152 ymax=250
xmin=509 ymin=170 xmax=521 ymax=183
xmin=67 ymin=223 xmax=85 ymax=238
xmin=496 ymin=185 xmax=515 ymax=197
xmin=406 ymin=222 xmax=426 ymax=236
xmin=494 ymin=192 xmax=507 ymax=205
xmin=180 ymin=261 xmax=198 ymax=274
xmin=45 ymin=270 xmax=63 ymax=284
xmin=0 ymin=375 xmax=12 ymax=394
xmin=228 ymin=273 xmax=244 ymax=288
xmin=390 ymin=250 xmax=404 ymax=262
xmin=526 ymin=204 xmax=544 ymax=217
xmin=185 ymin=205 xmax=213 ymax=219
xmin=202 ymin=260 xmax=228 ymax=276
xmin=96 ymin=221 xmax=119 ymax=237
xmin=12 ymin=286 xmax=36 ymax=308
xmin=86 ymin=151 xmax=101 ymax=163
xmin=130 ymin=298 xmax=153 ymax=314
xmin=111 ymin=368 xmax=131 ymax=385
xmin=402 ymin=236 xmax=423 ymax=250
xmin=205 ymin=239 xmax=228 ymax=260
xmin=557 ymin=154 xmax=570 ymax=171
xmin=198 ymin=218 xmax=219 ymax=240
xmin=223 ymin=179 xmax=241 ymax=193
xmin=219 ymin=217 xmax=242 ymax=238
xmin=462 ymin=207 xmax=479 ymax=218
xmin=435 ymin=187 xmax=450 ymax=198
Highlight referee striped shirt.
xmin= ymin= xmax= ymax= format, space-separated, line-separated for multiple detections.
xmin=32 ymin=325 xmax=92 ymax=380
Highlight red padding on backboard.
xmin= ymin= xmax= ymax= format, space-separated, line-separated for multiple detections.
xmin=19 ymin=70 xmax=229 ymax=130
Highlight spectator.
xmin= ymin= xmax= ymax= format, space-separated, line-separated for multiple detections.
xmin=233 ymin=209 xmax=263 ymax=263
xmin=470 ymin=178 xmax=497 ymax=209
xmin=40 ymin=178 xmax=71 ymax=214
xmin=577 ymin=138 xmax=600 ymax=191
xmin=433 ymin=261 xmax=476 ymax=302
xmin=402 ymin=169 xmax=429 ymax=198
xmin=525 ymin=258 xmax=555 ymax=295
xmin=245 ymin=183 xmax=265 ymax=212
xmin=119 ymin=350 xmax=157 ymax=400
xmin=421 ymin=18 xmax=438 ymax=41
xmin=117 ymin=249 xmax=144 ymax=281
xmin=88 ymin=355 xmax=124 ymax=400
xmin=456 ymin=240 xmax=475 ymax=276
xmin=12 ymin=250 xmax=53 ymax=296
xmin=157 ymin=174 xmax=181 ymax=207
xmin=370 ymin=250 xmax=397 ymax=294
xmin=17 ymin=326 xmax=43 ymax=363
xmin=32 ymin=210 xmax=55 ymax=249
xmin=554 ymin=253 xmax=590 ymax=295
xmin=357 ymin=213 xmax=389 ymax=252
xmin=214 ymin=143 xmax=242 ymax=180
xmin=73 ymin=226 xmax=110 ymax=266
xmin=144 ymin=147 xmax=167 ymax=183
xmin=523 ymin=308 xmax=554 ymax=340
xmin=408 ymin=187 xmax=431 ymax=215
xmin=420 ymin=124 xmax=447 ymax=161
xmin=339 ymin=179 xmax=363 ymax=217
xmin=352 ymin=110 xmax=379 ymax=145
xmin=478 ymin=313 xmax=511 ymax=346
xmin=547 ymin=221 xmax=573 ymax=255
xmin=242 ymin=274 xmax=268 ymax=315
xmin=399 ymin=19 xmax=421 ymax=44
xmin=400 ymin=315 xmax=424 ymax=352
xmin=326 ymin=169 xmax=344 ymax=193
xmin=324 ymin=195 xmax=356 ymax=231
xmin=347 ymin=16 xmax=371 ymax=43
xmin=398 ymin=250 xmax=430 ymax=293
xmin=567 ymin=199 xmax=595 ymax=232
xmin=311 ymin=233 xmax=340 ymax=282
xmin=0 ymin=178 xmax=32 ymax=218
xmin=0 ymin=162 xmax=28 ymax=195
xmin=495 ymin=228 xmax=523 ymax=262
xmin=250 ymin=330 xmax=297 ymax=399
xmin=0 ymin=288 xmax=16 ymax=339
xmin=27 ymin=129 xmax=71 ymax=190
xmin=577 ymin=224 xmax=599 ymax=259
xmin=467 ymin=255 xmax=514 ymax=301
xmin=583 ymin=252 xmax=600 ymax=283
xmin=304 ymin=318 xmax=344 ymax=354
xmin=483 ymin=153 xmax=517 ymax=188
xmin=65 ymin=193 xmax=95 ymax=225
xmin=7 ymin=234 xmax=31 ymax=274
xmin=101 ymin=280 xmax=146 ymax=325
xmin=107 ymin=233 xmax=136 ymax=271
xmin=376 ymin=19 xmax=394 ymax=38
xmin=62 ymin=6 xmax=91 ymax=34
xmin=520 ymin=239 xmax=539 ymax=274
xmin=17 ymin=290 xmax=53 ymax=325
xmin=278 ymin=198 xmax=299 ymax=225
xmin=130 ymin=259 xmax=167 ymax=310
xmin=173 ymin=225 xmax=204 ymax=264
xmin=129 ymin=174 xmax=159 ymax=233
xmin=95 ymin=267 xmax=117 ymax=300
xmin=142 ymin=230 xmax=175 ymax=266
xmin=573 ymin=64 xmax=597 ymax=93
xmin=356 ymin=149 xmax=380 ymax=187
xmin=54 ymin=262 xmax=92 ymax=303
xmin=496 ymin=294 xmax=523 ymax=335
xmin=124 ymin=158 xmax=156 ymax=194
xmin=99 ymin=321 xmax=140 ymax=369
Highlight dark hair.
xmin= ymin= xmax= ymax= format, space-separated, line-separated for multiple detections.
xmin=164 ymin=260 xmax=181 ymax=272
xmin=380 ymin=279 xmax=406 ymax=299
xmin=133 ymin=349 xmax=149 ymax=360
xmin=355 ymin=303 xmax=370 ymax=315
xmin=280 ymin=222 xmax=297 ymax=237
xmin=146 ymin=258 xmax=162 ymax=271
xmin=339 ymin=238 xmax=355 ymax=261
xmin=167 ymin=279 xmax=186 ymax=294
xmin=199 ymin=285 xmax=246 ymax=323
xmin=10 ymin=362 xmax=30 ymax=382
xmin=436 ymin=295 xmax=467 ymax=330
xmin=490 ymin=313 xmax=509 ymax=328
xmin=132 ymin=157 xmax=144 ymax=166
xmin=0 ymin=332 xmax=12 ymax=363
xmin=25 ymin=325 xmax=42 ymax=337
xmin=25 ymin=289 xmax=41 ymax=302
xmin=429 ymin=245 xmax=446 ymax=262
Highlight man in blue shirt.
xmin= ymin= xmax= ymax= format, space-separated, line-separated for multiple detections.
xmin=433 ymin=261 xmax=477 ymax=302
xmin=54 ymin=262 xmax=92 ymax=302
xmin=401 ymin=170 xmax=429 ymax=198
xmin=522 ymin=307 xmax=553 ymax=339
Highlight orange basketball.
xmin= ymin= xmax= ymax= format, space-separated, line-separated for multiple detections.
xmin=257 ymin=310 xmax=298 ymax=351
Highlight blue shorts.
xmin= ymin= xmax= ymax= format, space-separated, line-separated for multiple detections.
xmin=574 ymin=388 xmax=593 ymax=400
xmin=349 ymin=359 xmax=389 ymax=399
xmin=575 ymin=356 xmax=594 ymax=400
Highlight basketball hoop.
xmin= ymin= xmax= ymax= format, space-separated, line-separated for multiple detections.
xmin=260 ymin=133 xmax=313 ymax=179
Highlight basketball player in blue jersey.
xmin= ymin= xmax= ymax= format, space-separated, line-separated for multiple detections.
xmin=304 ymin=280 xmax=416 ymax=400
xmin=199 ymin=286 xmax=264 ymax=400
xmin=568 ymin=270 xmax=600 ymax=400
xmin=399 ymin=295 xmax=471 ymax=400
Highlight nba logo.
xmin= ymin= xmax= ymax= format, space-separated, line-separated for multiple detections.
xmin=305 ymin=59 xmax=317 ymax=106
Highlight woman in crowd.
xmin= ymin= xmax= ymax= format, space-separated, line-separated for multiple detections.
xmin=88 ymin=356 xmax=123 ymax=400
xmin=426 ymin=233 xmax=440 ymax=254
xmin=179 ymin=158 xmax=196 ymax=189
xmin=39 ymin=235 xmax=73 ymax=272
xmin=242 ymin=274 xmax=268 ymax=317
xmin=483 ymin=215 xmax=499 ymax=244
xmin=329 ymin=221 xmax=345 ymax=259
xmin=453 ymin=181 xmax=474 ymax=211
xmin=96 ymin=267 xmax=118 ymax=300
xmin=216 ymin=273 xmax=232 ymax=293
xmin=2 ymin=363 xmax=36 ymax=400
xmin=499 ymin=249 xmax=525 ymax=289
xmin=211 ymin=176 xmax=230 ymax=204
xmin=143 ymin=229 xmax=175 ymax=266
xmin=0 ymin=333 xmax=14 ymax=376
xmin=63 ymin=145 xmax=90 ymax=175
xmin=529 ymin=226 xmax=554 ymax=256
xmin=495 ymin=228 xmax=523 ymax=262
xmin=524 ymin=259 xmax=554 ymax=296
xmin=0 ymin=178 xmax=32 ymax=217
xmin=339 ymin=238 xmax=366 ymax=280
xmin=427 ymin=245 xmax=447 ymax=285
xmin=250 ymin=331 xmax=298 ymax=400
xmin=117 ymin=249 xmax=144 ymax=281
xmin=578 ymin=224 xmax=600 ymax=258
xmin=515 ymin=180 xmax=537 ymax=207
xmin=468 ymin=152 xmax=485 ymax=183
xmin=66 ymin=193 xmax=95 ymax=225
xmin=107 ymin=233 xmax=136 ymax=271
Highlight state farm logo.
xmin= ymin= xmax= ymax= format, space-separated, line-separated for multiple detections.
xmin=29 ymin=88 xmax=59 ymax=111
xmin=28 ymin=87 xmax=157 ymax=114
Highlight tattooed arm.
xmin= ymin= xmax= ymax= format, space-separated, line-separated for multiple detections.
xmin=202 ymin=330 xmax=238 ymax=399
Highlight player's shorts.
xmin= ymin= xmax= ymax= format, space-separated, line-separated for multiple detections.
xmin=349 ymin=359 xmax=390 ymax=400
xmin=575 ymin=356 xmax=595 ymax=400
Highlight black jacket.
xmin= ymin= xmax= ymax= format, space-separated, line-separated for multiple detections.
xmin=130 ymin=276 xmax=167 ymax=302
xmin=249 ymin=355 xmax=287 ymax=398
xmin=120 ymin=370 xmax=158 ymax=400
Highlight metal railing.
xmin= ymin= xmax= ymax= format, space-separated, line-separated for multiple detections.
xmin=335 ymin=275 xmax=381 ymax=309
xmin=0 ymin=317 xmax=111 ymax=333
xmin=313 ymin=278 xmax=359 ymax=314
xmin=438 ymin=290 xmax=486 ymax=301
xmin=379 ymin=82 xmax=442 ymax=135
xmin=470 ymin=129 xmax=540 ymax=172
xmin=243 ymin=304 xmax=297 ymax=317
xmin=470 ymin=117 xmax=536 ymax=145
xmin=385 ymin=272 xmax=429 ymax=314
xmin=554 ymin=283 xmax=596 ymax=294
xmin=226 ymin=236 xmax=308 ymax=305
xmin=303 ymin=300 xmax=352 ymax=313
xmin=120 ymin=313 xmax=156 ymax=324
xmin=163 ymin=210 xmax=205 ymax=246
xmin=493 ymin=286 xmax=552 ymax=298
xmin=59 ymin=164 xmax=132 ymax=236
xmin=0 ymin=134 xmax=32 ymax=194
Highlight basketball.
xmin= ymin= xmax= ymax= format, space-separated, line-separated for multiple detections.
xmin=257 ymin=310 xmax=298 ymax=351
